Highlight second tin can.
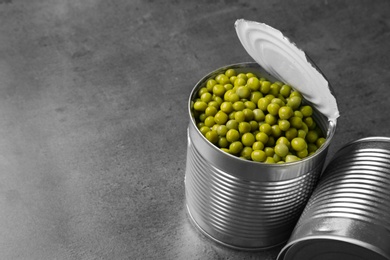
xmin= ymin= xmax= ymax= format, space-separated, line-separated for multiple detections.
xmin=277 ymin=137 xmax=390 ymax=260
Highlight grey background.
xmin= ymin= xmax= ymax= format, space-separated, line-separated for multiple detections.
xmin=0 ymin=0 xmax=389 ymax=259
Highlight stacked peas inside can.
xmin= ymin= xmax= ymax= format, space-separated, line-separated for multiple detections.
xmin=191 ymin=68 xmax=326 ymax=164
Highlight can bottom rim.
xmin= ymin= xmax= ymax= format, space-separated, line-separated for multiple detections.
xmin=185 ymin=204 xmax=287 ymax=252
xmin=277 ymin=237 xmax=389 ymax=260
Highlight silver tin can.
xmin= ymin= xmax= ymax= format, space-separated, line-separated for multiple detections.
xmin=185 ymin=62 xmax=337 ymax=250
xmin=277 ymin=136 xmax=390 ymax=260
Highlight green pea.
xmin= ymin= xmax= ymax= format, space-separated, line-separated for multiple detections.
xmin=226 ymin=129 xmax=240 ymax=142
xmin=236 ymin=86 xmax=251 ymax=99
xmin=220 ymin=101 xmax=234 ymax=114
xmin=300 ymin=105 xmax=313 ymax=117
xmin=249 ymin=121 xmax=259 ymax=132
xmin=266 ymin=136 xmax=275 ymax=147
xmin=218 ymin=136 xmax=229 ymax=148
xmin=291 ymin=137 xmax=307 ymax=152
xmin=294 ymin=110 xmax=303 ymax=118
xmin=213 ymin=95 xmax=223 ymax=105
xmin=265 ymin=157 xmax=276 ymax=164
xmin=212 ymin=124 xmax=219 ymax=132
xmin=200 ymin=92 xmax=212 ymax=103
xmin=285 ymin=154 xmax=301 ymax=163
xmin=208 ymin=101 xmax=220 ymax=109
xmin=276 ymin=136 xmax=290 ymax=147
xmin=238 ymin=122 xmax=251 ymax=134
xmin=253 ymin=109 xmax=265 ymax=122
xmin=224 ymin=83 xmax=233 ymax=91
xmin=226 ymin=119 xmax=238 ymax=130
xmin=260 ymin=81 xmax=271 ymax=94
xmin=279 ymin=106 xmax=293 ymax=120
xmin=308 ymin=143 xmax=318 ymax=153
xmin=234 ymin=77 xmax=246 ymax=87
xmin=290 ymin=90 xmax=303 ymax=99
xmin=298 ymin=129 xmax=307 ymax=139
xmin=217 ymin=125 xmax=228 ymax=137
xmin=256 ymin=132 xmax=269 ymax=144
xmin=265 ymin=114 xmax=277 ymax=125
xmin=213 ymin=84 xmax=225 ymax=96
xmin=301 ymin=122 xmax=309 ymax=133
xmin=278 ymin=119 xmax=290 ymax=131
xmin=267 ymin=103 xmax=280 ymax=116
xmin=280 ymin=85 xmax=292 ymax=97
xmin=297 ymin=149 xmax=308 ymax=159
xmin=215 ymin=74 xmax=230 ymax=85
xmin=290 ymin=116 xmax=303 ymax=129
xmin=194 ymin=101 xmax=208 ymax=111
xmin=271 ymin=98 xmax=285 ymax=106
xmin=243 ymin=108 xmax=254 ymax=121
xmin=197 ymin=122 xmax=205 ymax=129
xmin=221 ymin=148 xmax=231 ymax=154
xmin=235 ymin=111 xmax=246 ymax=122
xmin=316 ymin=137 xmax=326 ymax=147
xmin=244 ymin=101 xmax=257 ymax=110
xmin=199 ymin=113 xmax=207 ymax=122
xmin=259 ymin=123 xmax=272 ymax=135
xmin=304 ymin=116 xmax=314 ymax=127
xmin=199 ymin=126 xmax=210 ymax=136
xmin=270 ymin=83 xmax=281 ymax=96
xmin=250 ymin=91 xmax=263 ymax=104
xmin=206 ymin=79 xmax=217 ymax=92
xmin=265 ymin=94 xmax=275 ymax=102
xmin=229 ymin=111 xmax=236 ymax=120
xmin=205 ymin=106 xmax=218 ymax=117
xmin=285 ymin=128 xmax=298 ymax=140
xmin=252 ymin=141 xmax=265 ymax=151
xmin=232 ymin=101 xmax=245 ymax=111
xmin=275 ymin=143 xmax=289 ymax=158
xmin=225 ymin=69 xmax=236 ymax=78
xmin=204 ymin=116 xmax=216 ymax=127
xmin=205 ymin=130 xmax=218 ymax=144
xmin=230 ymin=93 xmax=240 ymax=103
xmin=307 ymin=130 xmax=319 ymax=143
xmin=264 ymin=147 xmax=274 ymax=157
xmin=198 ymin=87 xmax=209 ymax=97
xmin=214 ymin=111 xmax=228 ymax=125
xmin=251 ymin=150 xmax=267 ymax=162
xmin=237 ymin=73 xmax=248 ymax=81
xmin=271 ymin=125 xmax=282 ymax=138
xmin=246 ymin=72 xmax=256 ymax=78
xmin=273 ymin=153 xmax=282 ymax=163
xmin=229 ymin=141 xmax=243 ymax=154
xmin=287 ymin=96 xmax=302 ymax=110
xmin=240 ymin=147 xmax=253 ymax=160
xmin=247 ymin=77 xmax=260 ymax=91
xmin=242 ymin=132 xmax=255 ymax=147
xmin=258 ymin=97 xmax=270 ymax=111
xmin=229 ymin=76 xmax=237 ymax=85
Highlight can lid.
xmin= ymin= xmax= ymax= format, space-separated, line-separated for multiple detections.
xmin=235 ymin=19 xmax=339 ymax=122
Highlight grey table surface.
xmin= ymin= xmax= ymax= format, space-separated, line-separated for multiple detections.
xmin=1 ymin=0 xmax=390 ymax=259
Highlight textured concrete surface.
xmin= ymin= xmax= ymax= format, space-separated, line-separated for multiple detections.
xmin=0 ymin=0 xmax=390 ymax=259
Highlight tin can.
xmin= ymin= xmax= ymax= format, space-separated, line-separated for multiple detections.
xmin=184 ymin=62 xmax=337 ymax=250
xmin=277 ymin=137 xmax=390 ymax=259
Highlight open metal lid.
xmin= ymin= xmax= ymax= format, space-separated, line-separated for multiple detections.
xmin=235 ymin=19 xmax=339 ymax=122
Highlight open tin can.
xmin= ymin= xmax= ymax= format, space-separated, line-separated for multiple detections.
xmin=185 ymin=20 xmax=340 ymax=250
xmin=277 ymin=137 xmax=390 ymax=260
xmin=185 ymin=62 xmax=337 ymax=250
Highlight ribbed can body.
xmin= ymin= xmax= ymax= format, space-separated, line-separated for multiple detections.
xmin=185 ymin=63 xmax=337 ymax=250
xmin=278 ymin=137 xmax=390 ymax=260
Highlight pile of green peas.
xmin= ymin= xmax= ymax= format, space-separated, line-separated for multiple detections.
xmin=191 ymin=68 xmax=326 ymax=164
